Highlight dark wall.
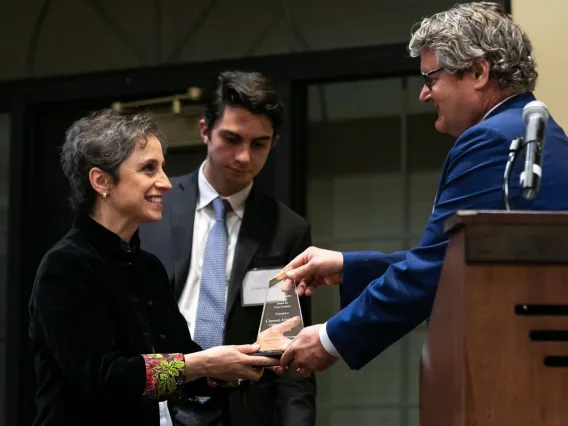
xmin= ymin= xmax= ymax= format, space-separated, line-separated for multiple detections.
xmin=9 ymin=100 xmax=111 ymax=426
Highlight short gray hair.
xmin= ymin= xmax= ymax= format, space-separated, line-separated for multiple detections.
xmin=408 ymin=2 xmax=537 ymax=92
xmin=60 ymin=109 xmax=166 ymax=213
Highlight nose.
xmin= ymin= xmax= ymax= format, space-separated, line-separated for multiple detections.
xmin=235 ymin=144 xmax=251 ymax=164
xmin=419 ymin=85 xmax=431 ymax=103
xmin=156 ymin=170 xmax=172 ymax=191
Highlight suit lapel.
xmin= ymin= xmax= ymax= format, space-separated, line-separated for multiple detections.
xmin=171 ymin=172 xmax=198 ymax=300
xmin=225 ymin=189 xmax=267 ymax=316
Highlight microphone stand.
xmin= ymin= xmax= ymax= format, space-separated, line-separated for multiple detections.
xmin=502 ymin=137 xmax=523 ymax=211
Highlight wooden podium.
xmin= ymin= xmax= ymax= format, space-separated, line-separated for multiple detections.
xmin=420 ymin=210 xmax=568 ymax=426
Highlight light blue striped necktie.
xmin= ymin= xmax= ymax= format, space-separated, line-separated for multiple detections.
xmin=193 ymin=197 xmax=229 ymax=350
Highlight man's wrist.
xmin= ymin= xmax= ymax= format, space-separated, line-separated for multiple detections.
xmin=318 ymin=322 xmax=341 ymax=358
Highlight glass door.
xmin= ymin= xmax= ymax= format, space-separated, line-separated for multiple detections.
xmin=304 ymin=76 xmax=454 ymax=426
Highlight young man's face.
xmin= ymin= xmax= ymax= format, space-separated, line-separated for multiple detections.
xmin=201 ymin=105 xmax=278 ymax=195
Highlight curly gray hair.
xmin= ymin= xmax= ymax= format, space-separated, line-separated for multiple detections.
xmin=408 ymin=2 xmax=537 ymax=92
xmin=61 ymin=109 xmax=166 ymax=213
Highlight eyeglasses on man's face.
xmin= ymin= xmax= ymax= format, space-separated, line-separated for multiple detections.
xmin=421 ymin=67 xmax=443 ymax=90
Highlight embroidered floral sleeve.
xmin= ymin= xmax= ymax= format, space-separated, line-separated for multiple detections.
xmin=142 ymin=353 xmax=185 ymax=401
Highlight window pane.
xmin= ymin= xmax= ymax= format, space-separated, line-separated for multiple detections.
xmin=307 ymin=78 xmax=404 ymax=426
xmin=307 ymin=78 xmax=404 ymax=247
xmin=322 ymin=408 xmax=400 ymax=426
xmin=406 ymin=76 xmax=454 ymax=235
xmin=308 ymin=176 xmax=404 ymax=246
xmin=408 ymin=407 xmax=420 ymax=426
xmin=305 ymin=75 xmax=456 ymax=426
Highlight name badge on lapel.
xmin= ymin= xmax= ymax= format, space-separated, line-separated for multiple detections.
xmin=241 ymin=267 xmax=285 ymax=306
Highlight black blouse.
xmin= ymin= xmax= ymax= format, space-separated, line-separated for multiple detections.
xmin=29 ymin=214 xmax=226 ymax=426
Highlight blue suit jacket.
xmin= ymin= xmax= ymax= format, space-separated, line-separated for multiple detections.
xmin=326 ymin=92 xmax=568 ymax=370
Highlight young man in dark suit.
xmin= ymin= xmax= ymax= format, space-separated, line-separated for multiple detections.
xmin=139 ymin=70 xmax=316 ymax=426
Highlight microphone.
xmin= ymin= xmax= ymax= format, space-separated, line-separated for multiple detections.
xmin=520 ymin=100 xmax=549 ymax=200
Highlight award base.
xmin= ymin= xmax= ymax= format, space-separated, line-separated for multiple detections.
xmin=249 ymin=350 xmax=283 ymax=358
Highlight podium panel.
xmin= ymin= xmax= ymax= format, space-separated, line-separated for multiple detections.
xmin=420 ymin=210 xmax=568 ymax=426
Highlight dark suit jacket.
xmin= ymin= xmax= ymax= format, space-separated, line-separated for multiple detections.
xmin=139 ymin=171 xmax=317 ymax=426
xmin=28 ymin=214 xmax=223 ymax=426
xmin=327 ymin=92 xmax=568 ymax=370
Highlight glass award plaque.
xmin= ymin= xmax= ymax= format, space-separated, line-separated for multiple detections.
xmin=253 ymin=268 xmax=304 ymax=357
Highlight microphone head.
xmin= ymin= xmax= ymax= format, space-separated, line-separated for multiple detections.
xmin=523 ymin=100 xmax=550 ymax=123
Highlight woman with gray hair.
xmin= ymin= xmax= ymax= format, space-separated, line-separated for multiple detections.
xmin=28 ymin=109 xmax=280 ymax=426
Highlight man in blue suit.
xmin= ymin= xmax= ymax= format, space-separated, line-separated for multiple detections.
xmin=278 ymin=1 xmax=568 ymax=376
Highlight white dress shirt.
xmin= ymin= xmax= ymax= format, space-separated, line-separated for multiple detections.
xmin=178 ymin=162 xmax=252 ymax=337
xmin=159 ymin=163 xmax=252 ymax=425
xmin=319 ymin=93 xmax=524 ymax=359
xmin=480 ymin=93 xmax=520 ymax=122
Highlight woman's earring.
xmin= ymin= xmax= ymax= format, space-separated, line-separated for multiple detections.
xmin=102 ymin=192 xmax=108 ymax=199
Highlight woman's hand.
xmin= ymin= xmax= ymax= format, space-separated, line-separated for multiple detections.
xmin=184 ymin=344 xmax=279 ymax=382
